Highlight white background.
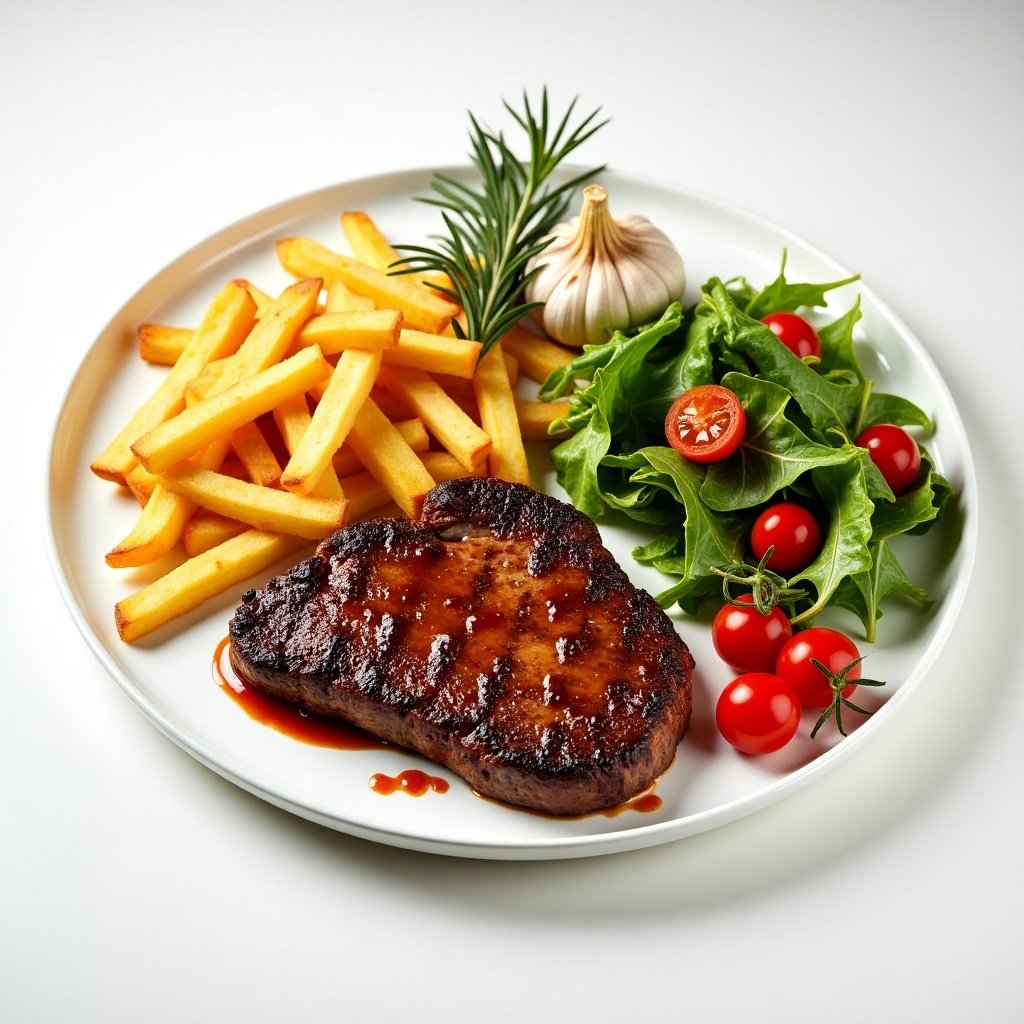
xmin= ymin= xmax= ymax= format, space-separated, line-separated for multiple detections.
xmin=4 ymin=1 xmax=1022 ymax=1021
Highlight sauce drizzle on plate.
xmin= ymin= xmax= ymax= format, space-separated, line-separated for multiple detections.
xmin=213 ymin=636 xmax=386 ymax=751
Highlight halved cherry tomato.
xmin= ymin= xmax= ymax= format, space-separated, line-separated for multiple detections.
xmin=775 ymin=627 xmax=861 ymax=709
xmin=716 ymin=673 xmax=801 ymax=755
xmin=761 ymin=312 xmax=822 ymax=359
xmin=664 ymin=384 xmax=746 ymax=463
xmin=855 ymin=423 xmax=921 ymax=495
xmin=750 ymin=502 xmax=822 ymax=574
xmin=712 ymin=594 xmax=792 ymax=673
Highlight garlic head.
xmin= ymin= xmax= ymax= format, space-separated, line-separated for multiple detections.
xmin=525 ymin=184 xmax=685 ymax=346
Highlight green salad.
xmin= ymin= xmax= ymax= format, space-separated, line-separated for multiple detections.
xmin=538 ymin=254 xmax=955 ymax=642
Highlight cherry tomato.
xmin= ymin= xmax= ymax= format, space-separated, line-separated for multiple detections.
xmin=712 ymin=594 xmax=793 ymax=673
xmin=716 ymin=673 xmax=801 ymax=755
xmin=750 ymin=502 xmax=822 ymax=574
xmin=761 ymin=312 xmax=822 ymax=359
xmin=775 ymin=628 xmax=862 ymax=709
xmin=855 ymin=423 xmax=921 ymax=495
xmin=664 ymin=384 xmax=746 ymax=463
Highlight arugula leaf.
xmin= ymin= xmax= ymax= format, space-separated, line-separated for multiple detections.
xmin=861 ymin=391 xmax=933 ymax=431
xmin=605 ymin=447 xmax=748 ymax=607
xmin=830 ymin=539 xmax=929 ymax=642
xmin=817 ymin=297 xmax=864 ymax=380
xmin=790 ymin=459 xmax=876 ymax=622
xmin=741 ymin=250 xmax=860 ymax=320
xmin=547 ymin=305 xmax=684 ymax=517
xmin=700 ymin=372 xmax=859 ymax=511
xmin=703 ymin=279 xmax=865 ymax=441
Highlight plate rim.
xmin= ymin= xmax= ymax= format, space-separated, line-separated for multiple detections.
xmin=45 ymin=164 xmax=980 ymax=859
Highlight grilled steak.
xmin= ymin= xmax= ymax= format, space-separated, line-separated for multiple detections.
xmin=229 ymin=478 xmax=694 ymax=815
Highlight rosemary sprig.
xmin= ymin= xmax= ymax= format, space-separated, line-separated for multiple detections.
xmin=393 ymin=89 xmax=608 ymax=353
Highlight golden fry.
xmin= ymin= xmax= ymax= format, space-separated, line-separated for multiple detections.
xmin=332 ymin=417 xmax=428 ymax=477
xmin=182 ymin=509 xmax=248 ymax=557
xmin=105 ymin=485 xmax=196 ymax=568
xmin=229 ymin=420 xmax=282 ymax=487
xmin=474 ymin=341 xmax=529 ymax=485
xmin=159 ymin=466 xmax=347 ymax=539
xmin=499 ymin=323 xmax=577 ymax=384
xmin=115 ymin=530 xmax=309 ymax=643
xmin=276 ymin=236 xmax=457 ymax=334
xmin=138 ymin=324 xmax=192 ymax=365
xmin=341 ymin=210 xmax=455 ymax=296
xmin=324 ymin=280 xmax=375 ymax=313
xmin=381 ymin=329 xmax=481 ymax=379
xmin=132 ymin=345 xmax=332 ymax=474
xmin=280 ymin=349 xmax=382 ymax=495
xmin=294 ymin=310 xmax=402 ymax=354
xmin=515 ymin=398 xmax=571 ymax=441
xmin=376 ymin=365 xmax=491 ymax=471
xmin=420 ymin=451 xmax=487 ymax=482
xmin=91 ymin=281 xmax=256 ymax=484
xmin=346 ymin=399 xmax=435 ymax=518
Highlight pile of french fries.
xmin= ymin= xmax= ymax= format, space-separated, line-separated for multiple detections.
xmin=93 ymin=211 xmax=578 ymax=644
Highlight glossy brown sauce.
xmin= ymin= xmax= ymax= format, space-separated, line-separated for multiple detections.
xmin=370 ymin=769 xmax=450 ymax=797
xmin=213 ymin=636 xmax=386 ymax=750
xmin=214 ymin=637 xmax=662 ymax=817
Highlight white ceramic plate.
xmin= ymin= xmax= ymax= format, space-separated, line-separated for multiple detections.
xmin=47 ymin=167 xmax=977 ymax=860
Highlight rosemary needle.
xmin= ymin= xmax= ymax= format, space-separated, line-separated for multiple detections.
xmin=393 ymin=89 xmax=608 ymax=354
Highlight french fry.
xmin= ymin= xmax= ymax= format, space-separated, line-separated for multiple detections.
xmin=366 ymin=387 xmax=413 ymax=421
xmin=271 ymin=394 xmax=344 ymax=499
xmin=433 ymin=351 xmax=517 ymax=397
xmin=474 ymin=341 xmax=530 ymax=485
xmin=105 ymin=485 xmax=196 ymax=568
xmin=230 ymin=279 xmax=275 ymax=316
xmin=91 ymin=281 xmax=256 ymax=484
xmin=132 ymin=345 xmax=332 ymax=475
xmin=346 ymin=399 xmax=435 ymax=518
xmin=158 ymin=466 xmax=347 ymax=539
xmin=182 ymin=509 xmax=248 ymax=557
xmin=106 ymin=434 xmax=233 ymax=567
xmin=515 ymin=398 xmax=571 ymax=441
xmin=380 ymin=329 xmax=481 ymax=379
xmin=114 ymin=529 xmax=309 ymax=643
xmin=324 ymin=279 xmax=375 ymax=312
xmin=293 ymin=310 xmax=402 ymax=355
xmin=215 ymin=277 xmax=322 ymax=384
xmin=229 ymin=420 xmax=282 ymax=487
xmin=499 ymin=323 xmax=577 ymax=384
xmin=341 ymin=210 xmax=454 ymax=296
xmin=335 ymin=471 xmax=394 ymax=522
xmin=276 ymin=237 xmax=458 ymax=335
xmin=376 ymin=365 xmax=491 ymax=471
xmin=138 ymin=324 xmax=192 ymax=366
xmin=280 ymin=349 xmax=382 ymax=495
xmin=420 ymin=450 xmax=487 ymax=482
xmin=331 ymin=417 xmax=428 ymax=477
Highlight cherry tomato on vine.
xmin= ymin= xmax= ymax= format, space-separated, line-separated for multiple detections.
xmin=761 ymin=311 xmax=822 ymax=359
xmin=854 ymin=423 xmax=921 ymax=495
xmin=750 ymin=502 xmax=822 ymax=574
xmin=716 ymin=673 xmax=801 ymax=755
xmin=775 ymin=628 xmax=862 ymax=709
xmin=664 ymin=384 xmax=746 ymax=463
xmin=712 ymin=594 xmax=792 ymax=673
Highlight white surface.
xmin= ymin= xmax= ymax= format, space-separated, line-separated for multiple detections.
xmin=48 ymin=167 xmax=977 ymax=859
xmin=3 ymin=0 xmax=1022 ymax=1019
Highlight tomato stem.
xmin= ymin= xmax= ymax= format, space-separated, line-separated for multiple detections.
xmin=711 ymin=549 xmax=806 ymax=616
xmin=808 ymin=656 xmax=886 ymax=738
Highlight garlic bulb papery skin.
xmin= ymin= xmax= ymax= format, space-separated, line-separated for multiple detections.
xmin=525 ymin=184 xmax=685 ymax=346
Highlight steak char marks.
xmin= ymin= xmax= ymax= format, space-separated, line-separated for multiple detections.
xmin=229 ymin=478 xmax=694 ymax=815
